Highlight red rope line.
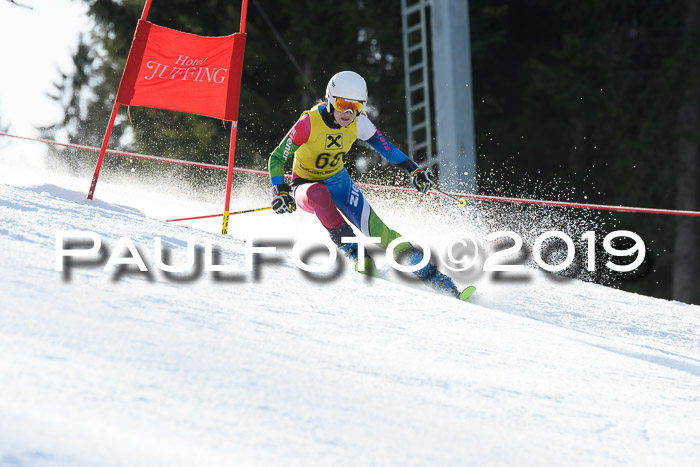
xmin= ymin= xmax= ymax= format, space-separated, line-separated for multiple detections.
xmin=2 ymin=131 xmax=699 ymax=217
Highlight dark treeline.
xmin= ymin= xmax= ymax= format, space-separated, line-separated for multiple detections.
xmin=45 ymin=0 xmax=698 ymax=303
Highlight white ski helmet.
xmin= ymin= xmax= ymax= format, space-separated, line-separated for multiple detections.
xmin=326 ymin=71 xmax=368 ymax=114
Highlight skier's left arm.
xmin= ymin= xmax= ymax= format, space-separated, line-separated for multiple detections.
xmin=357 ymin=114 xmax=434 ymax=193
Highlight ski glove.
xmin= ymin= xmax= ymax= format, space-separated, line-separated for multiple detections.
xmin=271 ymin=183 xmax=296 ymax=214
xmin=411 ymin=168 xmax=434 ymax=193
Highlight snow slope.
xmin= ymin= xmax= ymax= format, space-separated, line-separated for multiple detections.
xmin=1 ymin=153 xmax=699 ymax=466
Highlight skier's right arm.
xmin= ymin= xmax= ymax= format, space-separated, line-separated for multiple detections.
xmin=268 ymin=114 xmax=311 ymax=213
xmin=358 ymin=116 xmax=434 ymax=193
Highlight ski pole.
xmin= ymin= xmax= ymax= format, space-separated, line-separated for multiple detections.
xmin=228 ymin=206 xmax=273 ymax=216
xmin=433 ymin=188 xmax=468 ymax=207
xmin=166 ymin=206 xmax=272 ymax=223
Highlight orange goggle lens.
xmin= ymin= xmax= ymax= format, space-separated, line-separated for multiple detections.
xmin=333 ymin=97 xmax=364 ymax=114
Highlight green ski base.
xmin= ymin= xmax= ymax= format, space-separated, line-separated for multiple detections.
xmin=458 ymin=286 xmax=476 ymax=301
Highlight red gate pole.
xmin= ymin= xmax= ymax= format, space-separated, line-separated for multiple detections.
xmin=87 ymin=0 xmax=153 ymax=200
xmin=239 ymin=0 xmax=248 ymax=32
xmin=222 ymin=0 xmax=249 ymax=235
xmin=87 ymin=101 xmax=119 ymax=200
xmin=222 ymin=122 xmax=239 ymax=235
xmin=141 ymin=0 xmax=153 ymax=19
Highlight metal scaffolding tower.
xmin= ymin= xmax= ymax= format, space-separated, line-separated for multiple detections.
xmin=401 ymin=0 xmax=433 ymax=165
xmin=401 ymin=0 xmax=476 ymax=193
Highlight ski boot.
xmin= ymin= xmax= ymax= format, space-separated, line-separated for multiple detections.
xmin=330 ymin=224 xmax=380 ymax=277
xmin=339 ymin=242 xmax=380 ymax=276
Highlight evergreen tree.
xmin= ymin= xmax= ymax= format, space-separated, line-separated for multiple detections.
xmin=469 ymin=0 xmax=699 ymax=302
xmin=47 ymin=0 xmax=406 ymax=180
xmin=672 ymin=0 xmax=699 ymax=303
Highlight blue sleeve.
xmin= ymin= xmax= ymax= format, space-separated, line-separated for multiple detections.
xmin=366 ymin=130 xmax=419 ymax=173
xmin=271 ymin=175 xmax=286 ymax=186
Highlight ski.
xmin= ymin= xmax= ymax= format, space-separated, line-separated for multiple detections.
xmin=354 ymin=257 xmax=476 ymax=301
xmin=458 ymin=286 xmax=477 ymax=301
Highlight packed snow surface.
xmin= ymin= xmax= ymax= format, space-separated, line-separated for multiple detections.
xmin=1 ymin=152 xmax=699 ymax=466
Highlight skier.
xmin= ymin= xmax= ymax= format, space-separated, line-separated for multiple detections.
xmin=268 ymin=70 xmax=469 ymax=299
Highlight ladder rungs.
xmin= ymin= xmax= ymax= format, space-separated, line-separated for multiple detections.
xmin=407 ymin=23 xmax=423 ymax=34
xmin=404 ymin=0 xmax=430 ymax=159
xmin=407 ymin=43 xmax=423 ymax=53
xmin=404 ymin=1 xmax=427 ymax=16
xmin=409 ymin=83 xmax=425 ymax=92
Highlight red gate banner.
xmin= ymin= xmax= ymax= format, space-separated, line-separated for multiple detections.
xmin=116 ymin=20 xmax=246 ymax=121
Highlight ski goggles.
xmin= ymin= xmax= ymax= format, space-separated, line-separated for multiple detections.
xmin=331 ymin=96 xmax=364 ymax=115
